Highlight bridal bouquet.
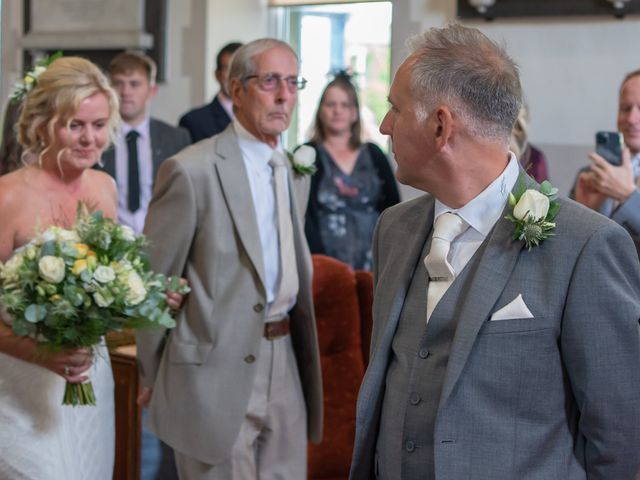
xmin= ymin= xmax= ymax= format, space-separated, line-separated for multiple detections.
xmin=0 ymin=204 xmax=189 ymax=406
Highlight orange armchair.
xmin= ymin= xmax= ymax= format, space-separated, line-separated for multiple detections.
xmin=308 ymin=255 xmax=373 ymax=480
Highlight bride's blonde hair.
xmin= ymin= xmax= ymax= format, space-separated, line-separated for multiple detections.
xmin=16 ymin=56 xmax=120 ymax=169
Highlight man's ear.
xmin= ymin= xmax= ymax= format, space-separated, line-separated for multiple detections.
xmin=433 ymin=106 xmax=453 ymax=151
xmin=230 ymin=78 xmax=243 ymax=107
xmin=149 ymin=82 xmax=159 ymax=99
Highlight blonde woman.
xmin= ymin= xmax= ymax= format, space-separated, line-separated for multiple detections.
xmin=0 ymin=57 xmax=119 ymax=479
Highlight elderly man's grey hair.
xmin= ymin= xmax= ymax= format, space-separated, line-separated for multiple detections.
xmin=227 ymin=38 xmax=299 ymax=92
xmin=407 ymin=23 xmax=522 ymax=145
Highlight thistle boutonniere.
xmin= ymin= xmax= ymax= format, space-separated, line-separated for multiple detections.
xmin=287 ymin=145 xmax=317 ymax=176
xmin=10 ymin=51 xmax=63 ymax=104
xmin=505 ymin=176 xmax=560 ymax=250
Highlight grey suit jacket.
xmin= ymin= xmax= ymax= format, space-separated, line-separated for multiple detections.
xmin=351 ymin=188 xmax=640 ymax=479
xmin=136 ymin=125 xmax=323 ymax=465
xmin=99 ymin=117 xmax=191 ymax=181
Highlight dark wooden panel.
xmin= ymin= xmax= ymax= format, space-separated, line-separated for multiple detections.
xmin=458 ymin=0 xmax=640 ymax=20
xmin=111 ymin=350 xmax=141 ymax=480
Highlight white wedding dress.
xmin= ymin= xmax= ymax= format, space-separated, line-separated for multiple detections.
xmin=0 ymin=340 xmax=115 ymax=479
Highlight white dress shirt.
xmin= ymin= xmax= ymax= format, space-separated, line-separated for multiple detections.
xmin=114 ymin=117 xmax=153 ymax=234
xmin=234 ymin=120 xmax=294 ymax=311
xmin=433 ymin=153 xmax=520 ymax=276
xmin=218 ymin=94 xmax=234 ymax=121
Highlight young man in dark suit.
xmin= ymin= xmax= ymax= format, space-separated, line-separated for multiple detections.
xmin=100 ymin=51 xmax=191 ymax=235
xmin=179 ymin=42 xmax=243 ymax=143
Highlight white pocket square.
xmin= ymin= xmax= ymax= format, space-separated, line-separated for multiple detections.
xmin=490 ymin=294 xmax=534 ymax=321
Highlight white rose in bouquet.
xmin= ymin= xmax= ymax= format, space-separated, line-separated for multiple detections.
xmin=38 ymin=256 xmax=65 ymax=284
xmin=93 ymin=265 xmax=116 ymax=284
xmin=119 ymin=225 xmax=136 ymax=242
xmin=124 ymin=271 xmax=147 ymax=306
xmin=1 ymin=252 xmax=25 ymax=282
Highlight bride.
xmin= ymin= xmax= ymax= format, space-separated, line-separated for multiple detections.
xmin=0 ymin=56 xmax=120 ymax=479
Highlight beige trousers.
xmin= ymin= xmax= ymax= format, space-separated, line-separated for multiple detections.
xmin=174 ymin=335 xmax=307 ymax=480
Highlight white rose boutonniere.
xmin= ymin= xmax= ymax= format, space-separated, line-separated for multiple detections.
xmin=506 ymin=176 xmax=560 ymax=250
xmin=289 ymin=145 xmax=317 ymax=176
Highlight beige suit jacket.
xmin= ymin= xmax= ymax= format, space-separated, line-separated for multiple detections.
xmin=136 ymin=125 xmax=323 ymax=465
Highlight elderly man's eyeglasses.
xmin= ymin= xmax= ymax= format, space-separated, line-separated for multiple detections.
xmin=244 ymin=73 xmax=307 ymax=93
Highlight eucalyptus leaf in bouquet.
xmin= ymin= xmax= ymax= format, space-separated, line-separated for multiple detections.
xmin=0 ymin=203 xmax=189 ymax=406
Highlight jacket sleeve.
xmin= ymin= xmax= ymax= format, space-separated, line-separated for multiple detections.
xmin=136 ymin=157 xmax=198 ymax=388
xmin=561 ymin=222 xmax=640 ymax=478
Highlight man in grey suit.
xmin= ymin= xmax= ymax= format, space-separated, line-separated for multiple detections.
xmin=350 ymin=24 xmax=640 ymax=479
xmin=137 ymin=38 xmax=322 ymax=480
xmin=99 ymin=51 xmax=191 ymax=234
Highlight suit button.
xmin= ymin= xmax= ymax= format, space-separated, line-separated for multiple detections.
xmin=410 ymin=392 xmax=421 ymax=405
xmin=405 ymin=440 xmax=415 ymax=452
xmin=253 ymin=303 xmax=264 ymax=313
xmin=418 ymin=347 xmax=429 ymax=359
xmin=244 ymin=355 xmax=256 ymax=364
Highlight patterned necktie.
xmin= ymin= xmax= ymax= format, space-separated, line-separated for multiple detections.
xmin=268 ymin=151 xmax=299 ymax=317
xmin=126 ymin=130 xmax=140 ymax=213
xmin=424 ymin=212 xmax=469 ymax=322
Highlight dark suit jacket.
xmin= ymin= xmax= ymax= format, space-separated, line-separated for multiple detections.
xmin=99 ymin=118 xmax=191 ymax=184
xmin=179 ymin=96 xmax=231 ymax=143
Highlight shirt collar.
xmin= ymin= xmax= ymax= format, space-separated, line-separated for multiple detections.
xmin=217 ymin=93 xmax=234 ymax=120
xmin=122 ymin=116 xmax=150 ymax=139
xmin=233 ymin=119 xmax=283 ymax=168
xmin=434 ymin=153 xmax=520 ymax=237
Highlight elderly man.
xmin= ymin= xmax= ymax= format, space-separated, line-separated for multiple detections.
xmin=350 ymin=24 xmax=640 ymax=480
xmin=137 ymin=38 xmax=323 ymax=480
xmin=574 ymin=69 xmax=640 ymax=250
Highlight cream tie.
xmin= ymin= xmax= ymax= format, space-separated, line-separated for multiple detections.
xmin=269 ymin=151 xmax=299 ymax=317
xmin=424 ymin=212 xmax=468 ymax=322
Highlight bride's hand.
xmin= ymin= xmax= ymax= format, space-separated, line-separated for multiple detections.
xmin=38 ymin=347 xmax=93 ymax=383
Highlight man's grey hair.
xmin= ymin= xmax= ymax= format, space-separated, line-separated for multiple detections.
xmin=407 ymin=23 xmax=522 ymax=144
xmin=227 ymin=38 xmax=298 ymax=91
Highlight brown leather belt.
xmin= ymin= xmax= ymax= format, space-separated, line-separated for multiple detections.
xmin=264 ymin=317 xmax=290 ymax=340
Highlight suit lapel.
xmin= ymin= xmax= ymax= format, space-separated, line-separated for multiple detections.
xmin=100 ymin=147 xmax=116 ymax=178
xmin=439 ymin=205 xmax=525 ymax=408
xmin=149 ymin=119 xmax=164 ymax=179
xmin=214 ymin=127 xmax=267 ymax=293
xmin=361 ymin=196 xmax=434 ymax=406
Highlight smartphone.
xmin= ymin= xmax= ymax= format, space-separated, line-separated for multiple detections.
xmin=595 ymin=131 xmax=624 ymax=166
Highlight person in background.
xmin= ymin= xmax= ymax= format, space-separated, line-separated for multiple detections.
xmin=99 ymin=51 xmax=191 ymax=235
xmin=302 ymin=74 xmax=400 ymax=271
xmin=0 ymin=100 xmax=24 ymax=175
xmin=510 ymin=104 xmax=549 ymax=183
xmin=573 ymin=69 xmax=640 ymax=249
xmin=137 ymin=38 xmax=323 ymax=479
xmin=179 ymin=42 xmax=243 ymax=143
xmin=0 ymin=56 xmax=119 ymax=480
xmin=100 ymin=50 xmax=190 ymax=480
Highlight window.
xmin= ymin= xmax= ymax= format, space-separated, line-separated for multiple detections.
xmin=269 ymin=1 xmax=392 ymax=151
